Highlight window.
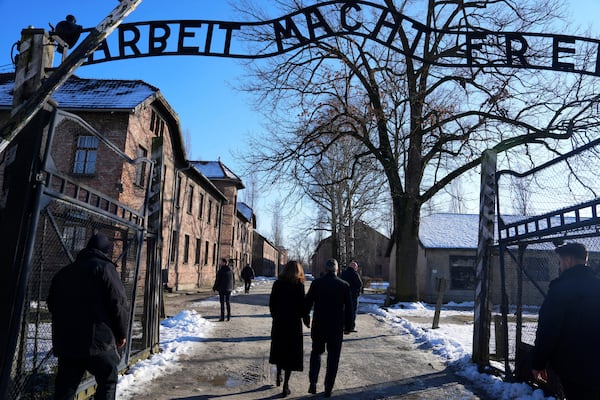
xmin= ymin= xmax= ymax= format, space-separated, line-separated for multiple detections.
xmin=204 ymin=241 xmax=209 ymax=265
xmin=187 ymin=185 xmax=194 ymax=214
xmin=73 ymin=136 xmax=99 ymax=174
xmin=212 ymin=243 xmax=217 ymax=265
xmin=207 ymin=200 xmax=212 ymax=224
xmin=150 ymin=110 xmax=166 ymax=136
xmin=135 ymin=146 xmax=148 ymax=186
xmin=195 ymin=238 xmax=201 ymax=265
xmin=170 ymin=231 xmax=179 ymax=262
xmin=183 ymin=235 xmax=190 ymax=263
xmin=175 ymin=176 xmax=182 ymax=207
xmin=450 ymin=255 xmax=477 ymax=290
xmin=63 ymin=226 xmax=87 ymax=252
xmin=198 ymin=193 xmax=204 ymax=219
xmin=214 ymin=205 xmax=219 ymax=226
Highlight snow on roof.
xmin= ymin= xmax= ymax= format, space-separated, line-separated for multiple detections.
xmin=190 ymin=160 xmax=244 ymax=187
xmin=420 ymin=213 xmax=480 ymax=249
xmin=420 ymin=213 xmax=600 ymax=252
xmin=237 ymin=202 xmax=253 ymax=222
xmin=0 ymin=74 xmax=157 ymax=110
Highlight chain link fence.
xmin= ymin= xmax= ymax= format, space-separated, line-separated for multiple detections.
xmin=5 ymin=109 xmax=155 ymax=399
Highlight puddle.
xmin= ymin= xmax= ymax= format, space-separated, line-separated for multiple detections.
xmin=198 ymin=374 xmax=243 ymax=387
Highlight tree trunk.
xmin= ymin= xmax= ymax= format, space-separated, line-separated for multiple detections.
xmin=392 ymin=193 xmax=421 ymax=301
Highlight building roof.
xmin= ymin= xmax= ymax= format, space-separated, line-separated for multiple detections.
xmin=190 ymin=160 xmax=245 ymax=189
xmin=419 ymin=213 xmax=480 ymax=249
xmin=419 ymin=213 xmax=600 ymax=252
xmin=237 ymin=202 xmax=253 ymax=222
xmin=0 ymin=73 xmax=158 ymax=111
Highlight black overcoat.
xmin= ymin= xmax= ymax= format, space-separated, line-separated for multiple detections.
xmin=532 ymin=264 xmax=600 ymax=387
xmin=340 ymin=267 xmax=363 ymax=297
xmin=213 ymin=265 xmax=235 ymax=293
xmin=47 ymin=248 xmax=129 ymax=358
xmin=305 ymin=272 xmax=353 ymax=340
xmin=269 ymin=279 xmax=307 ymax=371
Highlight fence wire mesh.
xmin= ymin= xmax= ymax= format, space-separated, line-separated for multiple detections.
xmin=6 ymin=109 xmax=154 ymax=399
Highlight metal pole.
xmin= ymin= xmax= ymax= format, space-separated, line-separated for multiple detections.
xmin=472 ymin=150 xmax=497 ymax=368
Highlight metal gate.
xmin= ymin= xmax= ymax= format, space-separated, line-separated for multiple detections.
xmin=2 ymin=108 xmax=160 ymax=399
xmin=491 ymin=137 xmax=600 ymax=396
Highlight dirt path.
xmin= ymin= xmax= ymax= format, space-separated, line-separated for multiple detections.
xmin=127 ymin=281 xmax=488 ymax=399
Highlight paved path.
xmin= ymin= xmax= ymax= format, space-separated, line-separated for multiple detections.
xmin=128 ymin=281 xmax=487 ymax=399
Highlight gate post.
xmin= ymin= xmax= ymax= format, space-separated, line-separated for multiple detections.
xmin=472 ymin=150 xmax=497 ymax=368
xmin=0 ymin=30 xmax=54 ymax=397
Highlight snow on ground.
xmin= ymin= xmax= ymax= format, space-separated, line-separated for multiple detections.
xmin=117 ymin=280 xmax=553 ymax=400
xmin=116 ymin=277 xmax=273 ymax=399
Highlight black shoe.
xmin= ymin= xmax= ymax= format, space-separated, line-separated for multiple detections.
xmin=281 ymin=385 xmax=291 ymax=398
xmin=308 ymin=383 xmax=317 ymax=394
xmin=324 ymin=388 xmax=332 ymax=397
xmin=227 ymin=316 xmax=231 ymax=321
xmin=218 ymin=318 xmax=224 ymax=322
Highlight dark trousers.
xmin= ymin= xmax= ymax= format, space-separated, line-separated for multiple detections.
xmin=54 ymin=350 xmax=120 ymax=400
xmin=561 ymin=379 xmax=600 ymax=400
xmin=244 ymin=279 xmax=252 ymax=293
xmin=219 ymin=291 xmax=231 ymax=319
xmin=350 ymin=294 xmax=359 ymax=330
xmin=309 ymin=332 xmax=343 ymax=392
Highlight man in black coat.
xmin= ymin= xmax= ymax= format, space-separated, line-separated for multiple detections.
xmin=213 ymin=258 xmax=235 ymax=321
xmin=340 ymin=260 xmax=363 ymax=332
xmin=532 ymin=242 xmax=600 ymax=399
xmin=241 ymin=263 xmax=255 ymax=294
xmin=47 ymin=233 xmax=129 ymax=400
xmin=305 ymin=259 xmax=353 ymax=398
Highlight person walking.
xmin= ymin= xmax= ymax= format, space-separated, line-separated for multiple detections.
xmin=340 ymin=260 xmax=363 ymax=332
xmin=532 ymin=242 xmax=600 ymax=399
xmin=305 ymin=259 xmax=353 ymax=398
xmin=213 ymin=258 xmax=235 ymax=321
xmin=241 ymin=263 xmax=255 ymax=294
xmin=47 ymin=232 xmax=129 ymax=400
xmin=269 ymin=260 xmax=310 ymax=398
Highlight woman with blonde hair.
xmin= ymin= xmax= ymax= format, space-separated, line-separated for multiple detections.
xmin=269 ymin=260 xmax=310 ymax=398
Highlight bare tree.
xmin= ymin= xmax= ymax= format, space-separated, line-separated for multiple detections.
xmin=239 ymin=0 xmax=600 ymax=300
xmin=270 ymin=200 xmax=284 ymax=247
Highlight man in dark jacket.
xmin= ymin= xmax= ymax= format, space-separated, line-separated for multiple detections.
xmin=241 ymin=264 xmax=255 ymax=294
xmin=532 ymin=242 xmax=600 ymax=399
xmin=213 ymin=258 xmax=235 ymax=321
xmin=305 ymin=259 xmax=353 ymax=398
xmin=47 ymin=233 xmax=129 ymax=400
xmin=340 ymin=260 xmax=363 ymax=332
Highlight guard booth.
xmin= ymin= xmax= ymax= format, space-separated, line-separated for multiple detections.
xmin=0 ymin=27 xmax=163 ymax=399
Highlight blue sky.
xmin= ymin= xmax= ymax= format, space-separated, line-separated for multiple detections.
xmin=1 ymin=0 xmax=600 ymax=236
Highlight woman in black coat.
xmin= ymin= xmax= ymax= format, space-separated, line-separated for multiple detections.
xmin=269 ymin=260 xmax=310 ymax=398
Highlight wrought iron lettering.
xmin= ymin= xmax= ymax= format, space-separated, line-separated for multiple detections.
xmin=79 ymin=0 xmax=600 ymax=77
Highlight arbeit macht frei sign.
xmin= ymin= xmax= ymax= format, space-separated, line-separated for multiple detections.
xmin=81 ymin=0 xmax=600 ymax=77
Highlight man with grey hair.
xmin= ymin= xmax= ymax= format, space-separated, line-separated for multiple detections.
xmin=304 ymin=258 xmax=353 ymax=397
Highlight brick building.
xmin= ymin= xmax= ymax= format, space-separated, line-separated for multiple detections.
xmin=252 ymin=231 xmax=288 ymax=277
xmin=191 ymin=161 xmax=255 ymax=279
xmin=0 ymin=74 xmax=227 ymax=290
xmin=311 ymin=221 xmax=390 ymax=282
